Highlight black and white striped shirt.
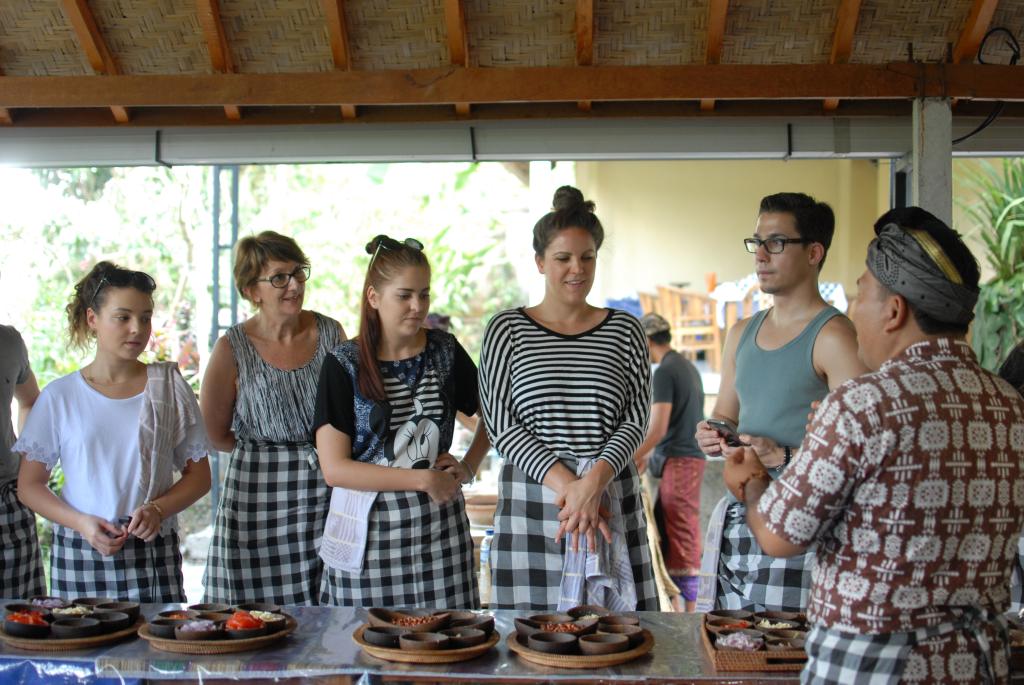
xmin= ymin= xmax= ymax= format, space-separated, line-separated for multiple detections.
xmin=479 ymin=308 xmax=651 ymax=483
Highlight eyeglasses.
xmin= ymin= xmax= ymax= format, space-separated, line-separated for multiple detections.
xmin=744 ymin=237 xmax=812 ymax=254
xmin=92 ymin=268 xmax=156 ymax=308
xmin=254 ymin=265 xmax=311 ymax=288
xmin=369 ymin=235 xmax=424 ymax=267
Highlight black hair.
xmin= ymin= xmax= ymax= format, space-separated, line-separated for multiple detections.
xmin=532 ymin=186 xmax=604 ymax=256
xmin=873 ymin=206 xmax=981 ymax=336
xmin=758 ymin=192 xmax=835 ymax=269
xmin=648 ymin=330 xmax=672 ymax=346
xmin=66 ymin=261 xmax=157 ymax=350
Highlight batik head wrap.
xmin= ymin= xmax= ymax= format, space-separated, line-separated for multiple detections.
xmin=866 ymin=223 xmax=978 ymax=326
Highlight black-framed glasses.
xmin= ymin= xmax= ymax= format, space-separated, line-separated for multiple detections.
xmin=91 ymin=268 xmax=156 ymax=308
xmin=254 ymin=265 xmax=311 ymax=288
xmin=744 ymin=237 xmax=812 ymax=254
xmin=369 ymin=235 xmax=424 ymax=267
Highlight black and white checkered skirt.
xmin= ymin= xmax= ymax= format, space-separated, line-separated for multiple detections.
xmin=203 ymin=440 xmax=330 ymax=606
xmin=319 ymin=489 xmax=478 ymax=608
xmin=50 ymin=525 xmax=184 ymax=602
xmin=490 ymin=459 xmax=659 ymax=611
xmin=0 ymin=479 xmax=46 ymax=597
xmin=717 ymin=500 xmax=812 ymax=612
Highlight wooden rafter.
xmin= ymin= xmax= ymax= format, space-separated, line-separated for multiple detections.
xmin=60 ymin=0 xmax=128 ymax=123
xmin=700 ymin=0 xmax=729 ymax=111
xmin=195 ymin=0 xmax=241 ymax=121
xmin=824 ymin=0 xmax=863 ymax=111
xmin=953 ymin=0 xmax=1000 ymax=64
xmin=443 ymin=0 xmax=471 ymax=117
xmin=576 ymin=0 xmax=594 ymax=111
xmin=321 ymin=0 xmax=357 ymax=119
xmin=0 ymin=67 xmax=11 ymax=125
xmin=1 ymin=64 xmax=1021 ymax=110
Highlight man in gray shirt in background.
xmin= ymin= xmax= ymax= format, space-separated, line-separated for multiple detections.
xmin=633 ymin=313 xmax=705 ymax=612
xmin=1 ymin=323 xmax=46 ymax=596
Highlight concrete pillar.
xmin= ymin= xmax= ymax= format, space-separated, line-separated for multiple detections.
xmin=911 ymin=97 xmax=953 ymax=225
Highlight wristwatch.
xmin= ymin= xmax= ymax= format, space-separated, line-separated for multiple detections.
xmin=783 ymin=446 xmax=792 ymax=467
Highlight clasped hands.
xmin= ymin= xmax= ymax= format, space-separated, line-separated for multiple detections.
xmin=554 ymin=474 xmax=613 ymax=554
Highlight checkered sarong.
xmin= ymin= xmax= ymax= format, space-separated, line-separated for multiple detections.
xmin=803 ymin=611 xmax=1010 ymax=685
xmin=50 ymin=525 xmax=184 ymax=602
xmin=319 ymin=489 xmax=477 ymax=608
xmin=717 ymin=499 xmax=812 ymax=612
xmin=0 ymin=480 xmax=45 ymax=597
xmin=490 ymin=459 xmax=659 ymax=611
xmin=203 ymin=440 xmax=330 ymax=606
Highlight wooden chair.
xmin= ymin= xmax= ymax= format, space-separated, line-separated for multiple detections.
xmin=656 ymin=285 xmax=722 ymax=372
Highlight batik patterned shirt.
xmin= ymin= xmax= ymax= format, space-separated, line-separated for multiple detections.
xmin=758 ymin=338 xmax=1024 ymax=634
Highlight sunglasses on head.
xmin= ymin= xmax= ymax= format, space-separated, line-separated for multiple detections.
xmin=369 ymin=235 xmax=424 ymax=267
xmin=91 ymin=268 xmax=156 ymax=308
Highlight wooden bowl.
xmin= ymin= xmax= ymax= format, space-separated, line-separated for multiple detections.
xmin=29 ymin=596 xmax=68 ymax=610
xmin=5 ymin=603 xmax=45 ymax=618
xmin=449 ymin=614 xmax=495 ymax=636
xmin=567 ymin=604 xmax=611 ymax=619
xmin=752 ymin=617 xmax=800 ymax=631
xmin=51 ymin=605 xmax=93 ymax=619
xmin=598 ymin=614 xmax=640 ymax=627
xmin=197 ymin=611 xmax=234 ymax=623
xmin=235 ymin=602 xmax=281 ymax=614
xmin=72 ymin=597 xmax=115 ymax=610
xmin=707 ymin=609 xmax=754 ymax=621
xmin=706 ymin=617 xmax=753 ymax=633
xmin=93 ymin=611 xmax=131 ymax=633
xmin=96 ymin=601 xmax=140 ymax=623
xmin=528 ymin=613 xmax=573 ymax=625
xmin=399 ymin=632 xmax=450 ymax=651
xmin=440 ymin=627 xmax=487 ymax=649
xmin=175 ymin=621 xmax=226 ymax=641
xmin=367 ymin=608 xmax=450 ymax=632
xmin=765 ymin=636 xmax=805 ymax=651
xmin=226 ymin=624 xmax=268 ymax=640
xmin=763 ymin=628 xmax=807 ymax=641
xmin=597 ymin=623 xmax=644 ymax=648
xmin=513 ymin=617 xmax=543 ymax=639
xmin=579 ymin=632 xmax=629 ymax=655
xmin=188 ymin=602 xmax=231 ymax=614
xmin=158 ymin=609 xmax=200 ymax=621
xmin=50 ymin=617 xmax=102 ymax=639
xmin=753 ymin=610 xmax=800 ymax=622
xmin=362 ymin=626 xmax=408 ymax=648
xmin=254 ymin=613 xmax=288 ymax=634
xmin=527 ymin=632 xmax=578 ymax=655
xmin=3 ymin=618 xmax=49 ymax=639
xmin=148 ymin=618 xmax=188 ymax=639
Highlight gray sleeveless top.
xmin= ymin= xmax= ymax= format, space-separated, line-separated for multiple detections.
xmin=227 ymin=312 xmax=342 ymax=444
xmin=734 ymin=306 xmax=840 ymax=450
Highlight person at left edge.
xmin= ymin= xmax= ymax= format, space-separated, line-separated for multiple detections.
xmin=314 ymin=235 xmax=490 ymax=608
xmin=16 ymin=262 xmax=211 ymax=601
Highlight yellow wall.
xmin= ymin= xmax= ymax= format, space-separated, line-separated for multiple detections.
xmin=574 ymin=160 xmax=889 ymax=304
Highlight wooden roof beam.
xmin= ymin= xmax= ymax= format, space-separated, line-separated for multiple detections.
xmin=60 ymin=0 xmax=128 ymax=123
xmin=0 ymin=68 xmax=11 ymax=125
xmin=700 ymin=0 xmax=729 ymax=111
xmin=824 ymin=0 xmax=863 ymax=111
xmin=443 ymin=0 xmax=471 ymax=117
xmin=321 ymin=0 xmax=358 ymax=119
xmin=196 ymin=0 xmax=241 ymax=121
xmin=576 ymin=0 xmax=594 ymax=111
xmin=953 ymin=0 xmax=999 ymax=64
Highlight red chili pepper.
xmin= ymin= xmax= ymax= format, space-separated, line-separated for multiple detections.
xmin=225 ymin=611 xmax=263 ymax=630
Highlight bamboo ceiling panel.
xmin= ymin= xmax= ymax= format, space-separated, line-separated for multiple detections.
xmin=721 ymin=0 xmax=839 ymax=65
xmin=345 ymin=0 xmax=447 ymax=70
xmin=219 ymin=0 xmax=334 ymax=73
xmin=850 ymin=0 xmax=968 ymax=63
xmin=984 ymin=3 xmax=1024 ymax=65
xmin=594 ymin=0 xmax=705 ymax=65
xmin=91 ymin=0 xmax=210 ymax=74
xmin=466 ymin=0 xmax=575 ymax=67
xmin=0 ymin=1 xmax=91 ymax=76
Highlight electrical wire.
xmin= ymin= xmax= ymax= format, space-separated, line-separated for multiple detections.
xmin=952 ymin=27 xmax=1020 ymax=145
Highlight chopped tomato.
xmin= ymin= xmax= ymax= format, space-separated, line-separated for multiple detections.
xmin=225 ymin=611 xmax=263 ymax=630
xmin=165 ymin=611 xmax=192 ymax=619
xmin=8 ymin=611 xmax=48 ymax=626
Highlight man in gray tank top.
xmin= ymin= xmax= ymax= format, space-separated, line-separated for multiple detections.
xmin=694 ymin=192 xmax=866 ymax=612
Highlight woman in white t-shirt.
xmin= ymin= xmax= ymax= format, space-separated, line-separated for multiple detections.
xmin=15 ymin=262 xmax=211 ymax=601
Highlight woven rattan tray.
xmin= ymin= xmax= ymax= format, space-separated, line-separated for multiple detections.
xmin=138 ymin=614 xmax=297 ymax=654
xmin=700 ymin=620 xmax=806 ymax=671
xmin=352 ymin=624 xmax=499 ymax=663
xmin=0 ymin=617 xmax=144 ymax=652
xmin=506 ymin=629 xmax=654 ymax=668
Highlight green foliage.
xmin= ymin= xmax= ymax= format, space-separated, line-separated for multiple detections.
xmin=33 ymin=168 xmax=114 ymax=202
xmin=959 ymin=159 xmax=1024 ymax=371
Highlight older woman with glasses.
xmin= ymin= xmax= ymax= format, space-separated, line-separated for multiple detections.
xmin=15 ymin=261 xmax=211 ymax=601
xmin=202 ymin=230 xmax=346 ymax=606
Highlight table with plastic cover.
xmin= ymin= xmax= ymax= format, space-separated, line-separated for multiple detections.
xmin=1 ymin=604 xmax=802 ymax=683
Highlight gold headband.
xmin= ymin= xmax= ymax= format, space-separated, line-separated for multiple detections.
xmin=907 ymin=229 xmax=963 ymax=285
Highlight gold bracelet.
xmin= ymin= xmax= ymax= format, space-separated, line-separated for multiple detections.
xmin=145 ymin=501 xmax=165 ymax=520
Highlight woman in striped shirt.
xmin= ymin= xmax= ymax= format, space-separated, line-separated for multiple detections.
xmin=479 ymin=186 xmax=659 ymax=610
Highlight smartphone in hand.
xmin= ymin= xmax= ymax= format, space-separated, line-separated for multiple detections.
xmin=706 ymin=419 xmax=750 ymax=448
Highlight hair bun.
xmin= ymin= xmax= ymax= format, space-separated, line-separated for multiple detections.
xmin=365 ymin=235 xmax=388 ymax=255
xmin=551 ymin=185 xmax=594 ymax=213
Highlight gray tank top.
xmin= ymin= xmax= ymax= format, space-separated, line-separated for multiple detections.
xmin=734 ymin=306 xmax=840 ymax=450
xmin=227 ymin=312 xmax=342 ymax=443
